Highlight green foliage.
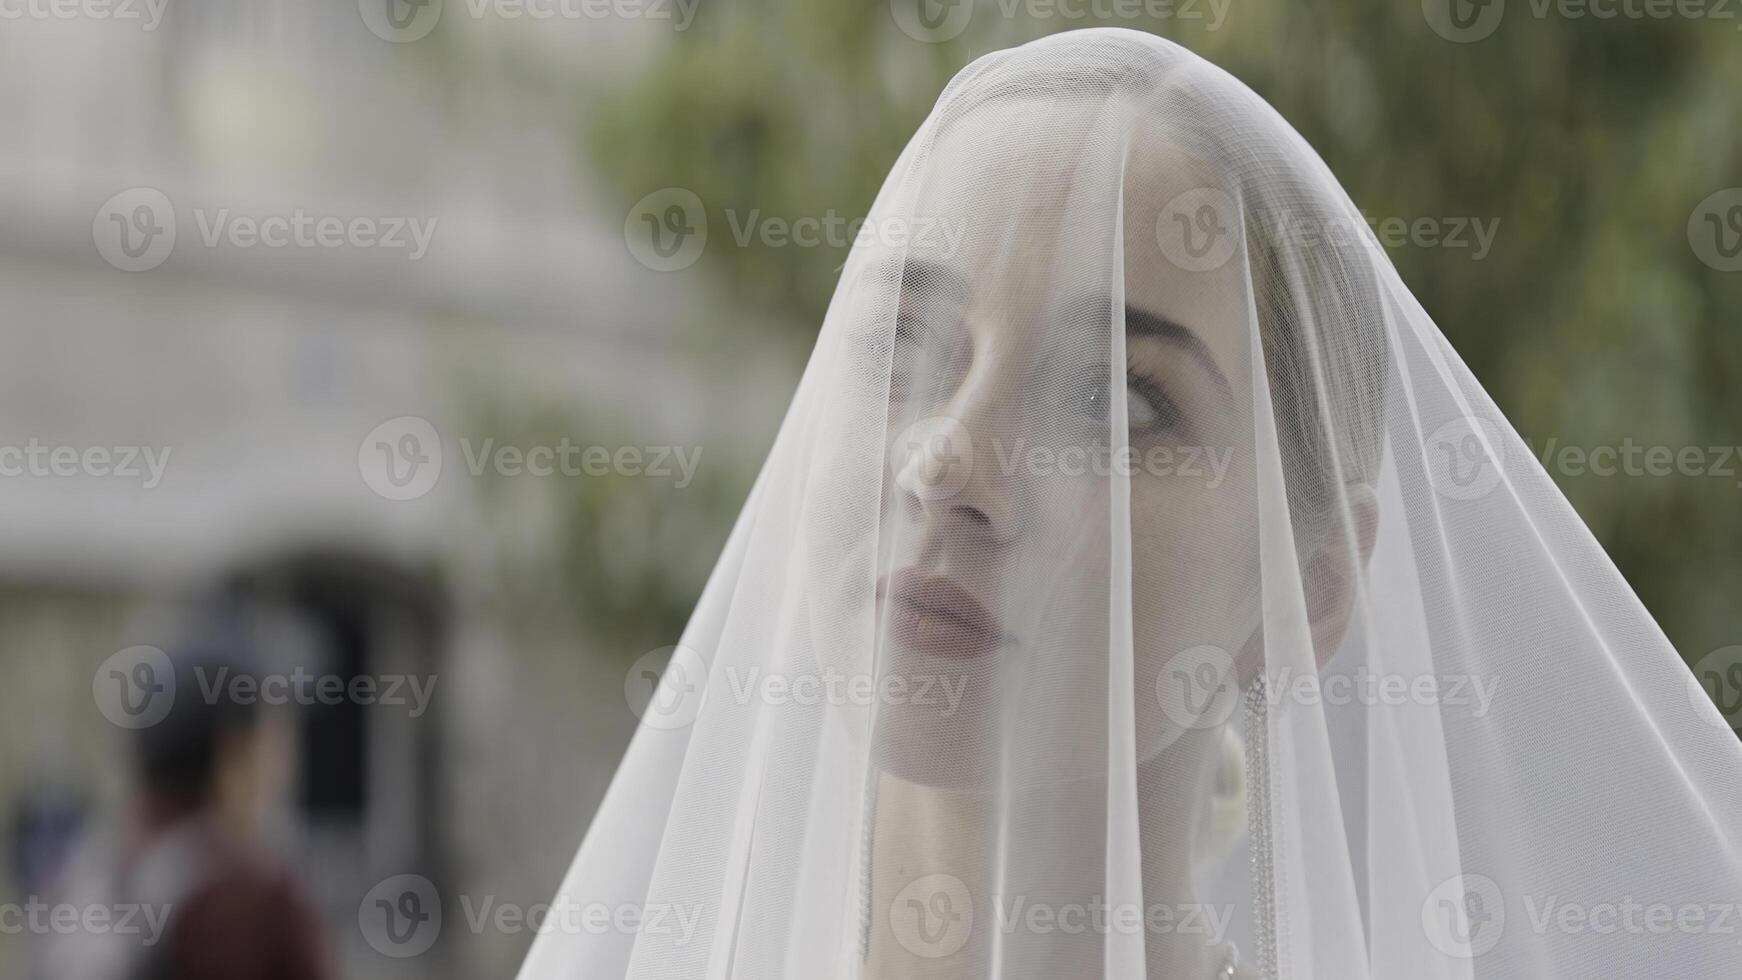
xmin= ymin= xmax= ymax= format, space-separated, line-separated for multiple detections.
xmin=465 ymin=395 xmax=744 ymax=658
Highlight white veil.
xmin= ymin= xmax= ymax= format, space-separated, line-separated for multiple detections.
xmin=520 ymin=29 xmax=1742 ymax=980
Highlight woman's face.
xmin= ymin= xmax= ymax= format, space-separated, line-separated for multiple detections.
xmin=808 ymin=96 xmax=1263 ymax=789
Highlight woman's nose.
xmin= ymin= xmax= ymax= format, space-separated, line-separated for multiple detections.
xmin=893 ymin=406 xmax=1019 ymax=546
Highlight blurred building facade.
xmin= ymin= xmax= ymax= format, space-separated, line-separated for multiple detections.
xmin=0 ymin=4 xmax=792 ymax=976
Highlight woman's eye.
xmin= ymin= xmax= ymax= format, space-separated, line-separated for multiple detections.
xmin=1126 ymin=381 xmax=1160 ymax=428
xmin=890 ymin=329 xmax=920 ymax=373
xmin=1125 ymin=376 xmax=1184 ymax=434
xmin=1075 ymin=370 xmax=1185 ymax=435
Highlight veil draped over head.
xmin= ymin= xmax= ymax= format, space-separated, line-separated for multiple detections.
xmin=520 ymin=29 xmax=1742 ymax=980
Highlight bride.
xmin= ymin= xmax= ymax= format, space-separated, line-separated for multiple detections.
xmin=520 ymin=29 xmax=1742 ymax=979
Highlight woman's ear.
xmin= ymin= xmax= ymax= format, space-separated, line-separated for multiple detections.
xmin=1231 ymin=483 xmax=1380 ymax=687
xmin=1303 ymin=482 xmax=1379 ymax=669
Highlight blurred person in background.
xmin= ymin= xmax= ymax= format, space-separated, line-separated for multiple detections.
xmin=35 ymin=640 xmax=332 ymax=980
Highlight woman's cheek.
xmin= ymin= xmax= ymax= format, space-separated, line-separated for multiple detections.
xmin=1128 ymin=472 xmax=1261 ymax=733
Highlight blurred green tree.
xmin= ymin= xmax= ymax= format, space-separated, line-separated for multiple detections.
xmin=577 ymin=2 xmax=1742 ymax=684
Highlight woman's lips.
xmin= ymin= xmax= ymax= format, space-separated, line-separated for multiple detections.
xmin=877 ymin=568 xmax=1008 ymax=658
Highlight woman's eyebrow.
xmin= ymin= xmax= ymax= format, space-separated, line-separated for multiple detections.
xmin=861 ymin=256 xmax=968 ymax=305
xmin=1125 ymin=305 xmax=1235 ymax=406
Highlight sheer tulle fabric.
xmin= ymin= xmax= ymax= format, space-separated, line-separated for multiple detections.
xmin=519 ymin=29 xmax=1742 ymax=980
